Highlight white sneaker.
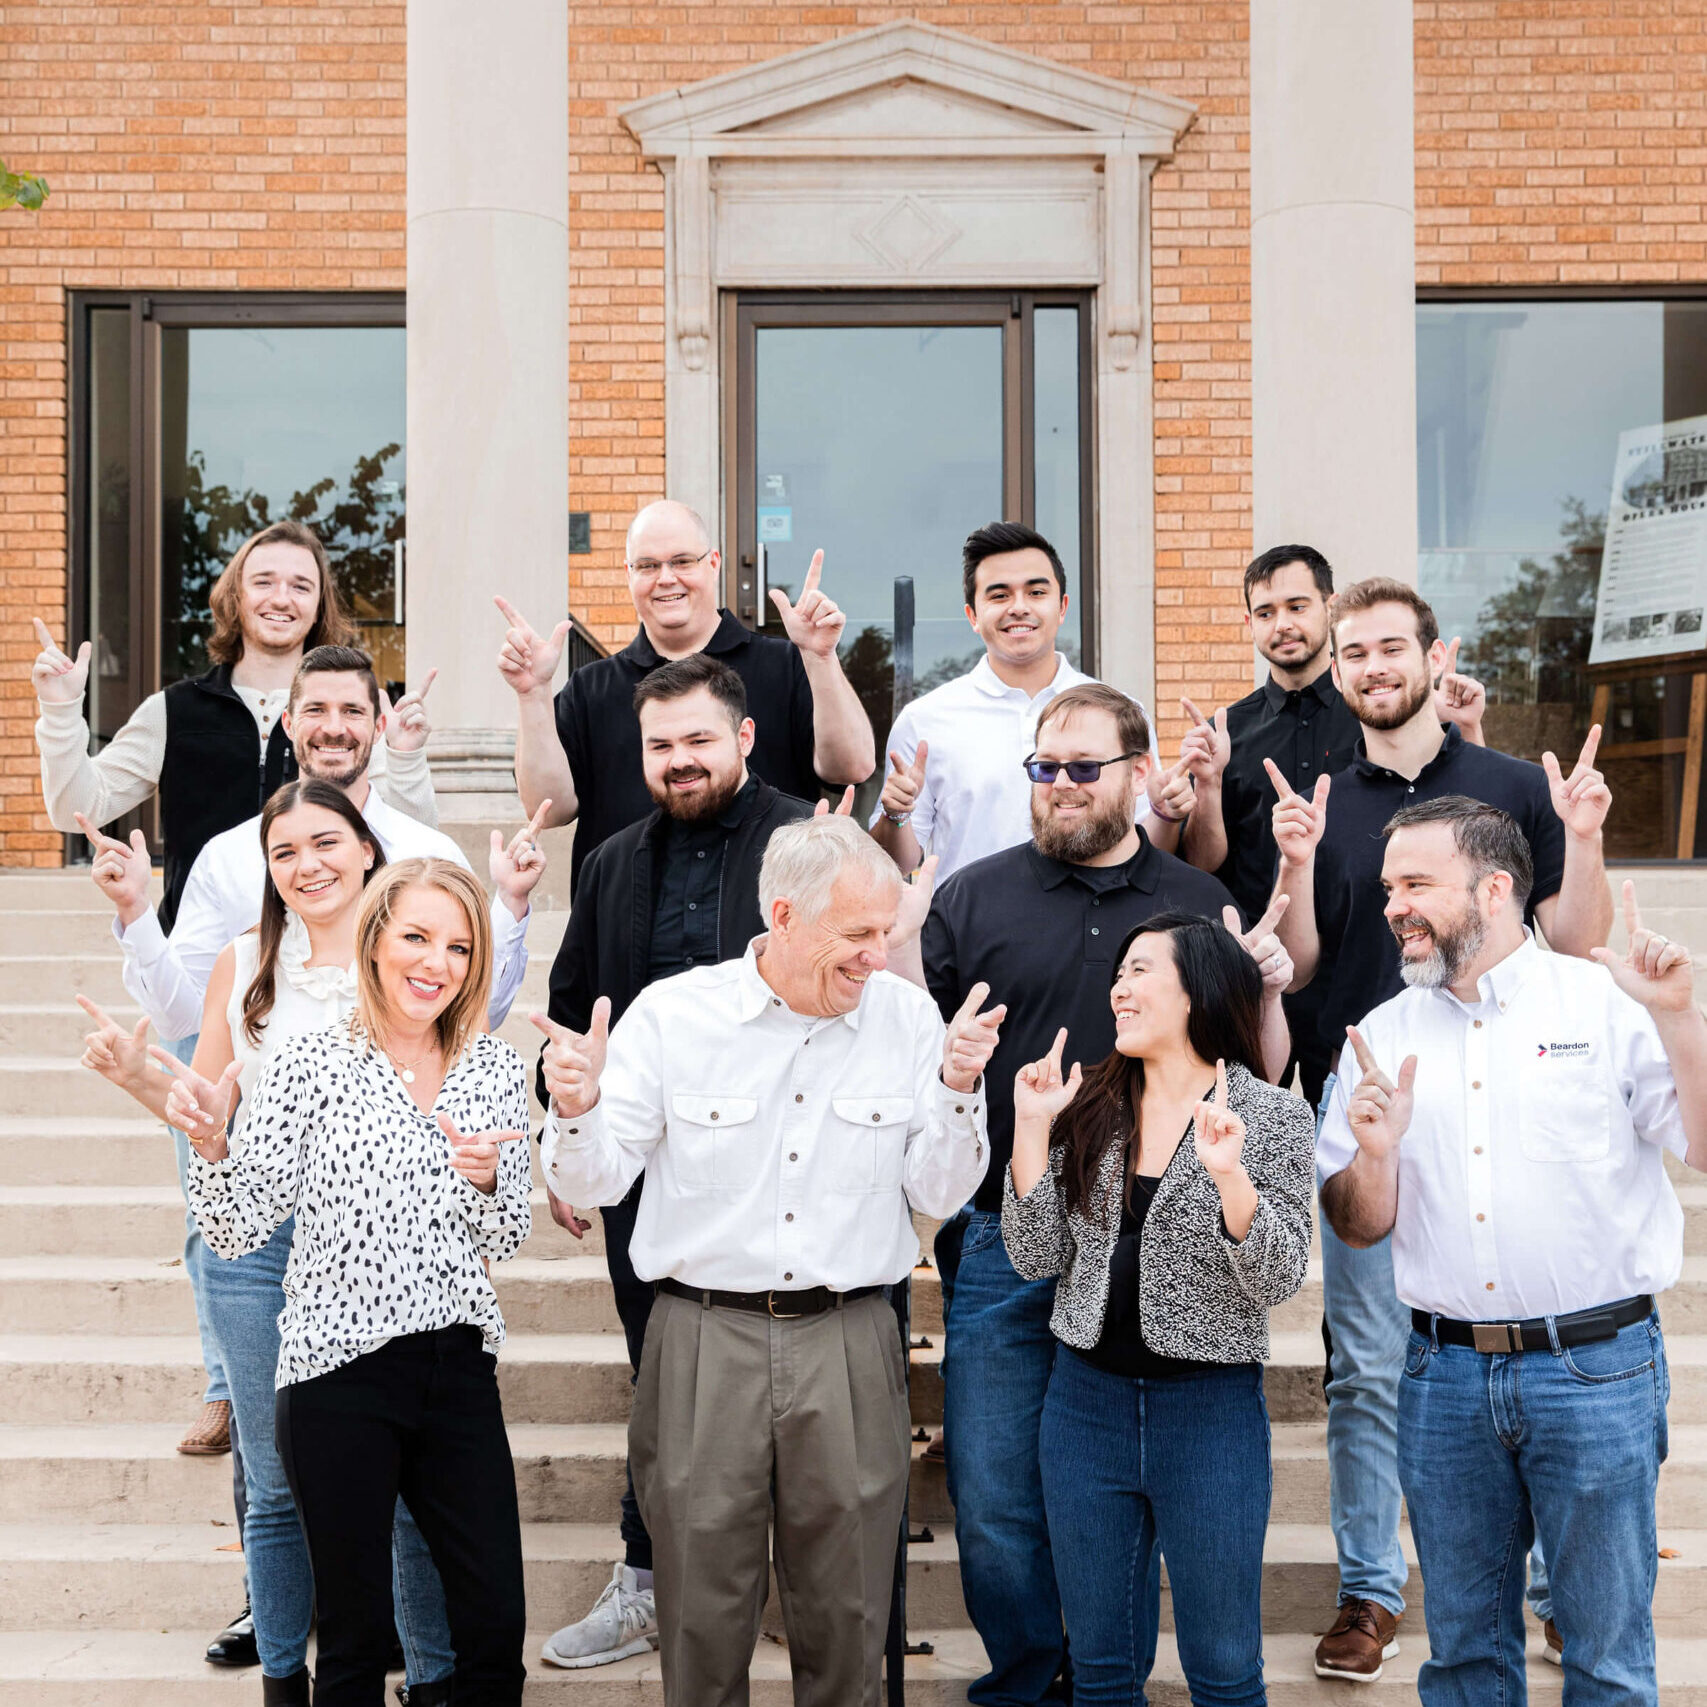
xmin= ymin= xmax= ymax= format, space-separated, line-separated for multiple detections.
xmin=540 ymin=1563 xmax=659 ymax=1669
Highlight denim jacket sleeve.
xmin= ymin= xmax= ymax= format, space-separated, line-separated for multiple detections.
xmin=1001 ymin=1156 xmax=1072 ymax=1282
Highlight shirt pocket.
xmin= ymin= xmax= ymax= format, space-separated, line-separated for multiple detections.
xmin=831 ymin=1096 xmax=914 ymax=1194
xmin=668 ymin=1094 xmax=762 ymax=1196
xmin=1518 ymin=1057 xmax=1611 ymax=1165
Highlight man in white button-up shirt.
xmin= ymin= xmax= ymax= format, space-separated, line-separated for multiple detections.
xmin=869 ymin=521 xmax=1170 ymax=881
xmin=1318 ymin=796 xmax=1707 ymax=1705
xmin=538 ymin=814 xmax=1000 ymax=1706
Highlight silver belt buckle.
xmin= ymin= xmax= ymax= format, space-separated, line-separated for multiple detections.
xmin=1472 ymin=1321 xmax=1522 ymax=1353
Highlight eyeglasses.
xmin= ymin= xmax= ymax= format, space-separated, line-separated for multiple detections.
xmin=626 ymin=550 xmax=712 ymax=579
xmin=1022 ymin=752 xmax=1144 ymax=785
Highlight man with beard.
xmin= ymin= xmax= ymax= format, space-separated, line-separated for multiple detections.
xmin=1178 ymin=544 xmax=1487 ymax=1109
xmin=533 ymin=652 xmax=817 ymax=1672
xmin=1268 ymin=578 xmax=1613 ymax=1682
xmin=919 ymin=682 xmax=1295 ymax=1705
xmin=1319 ymin=797 xmax=1704 ymax=1705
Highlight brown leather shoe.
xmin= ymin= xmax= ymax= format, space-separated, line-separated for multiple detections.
xmin=1542 ymin=1619 xmax=1563 ymax=1665
xmin=177 ymin=1399 xmax=232 ymax=1456
xmin=1314 ymin=1599 xmax=1401 ymax=1682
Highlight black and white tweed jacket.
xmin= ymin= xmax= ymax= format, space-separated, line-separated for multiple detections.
xmin=1001 ymin=1060 xmax=1316 ymax=1363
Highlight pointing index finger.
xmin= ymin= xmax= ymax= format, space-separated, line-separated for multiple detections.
xmin=802 ymin=550 xmax=824 ymax=598
xmin=493 ymin=595 xmax=526 ymax=629
xmin=952 ymin=981 xmax=992 ymax=1029
xmin=1181 ymin=696 xmax=1208 ymax=727
xmin=1262 ymin=757 xmax=1297 ymax=800
xmin=414 ymin=666 xmax=439 ymax=702
xmin=1344 ymin=1025 xmax=1379 ymax=1079
xmin=1215 ymin=1056 xmax=1228 ymax=1106
xmin=1623 ymin=878 xmax=1642 ymax=944
xmin=1252 ymin=891 xmax=1291 ymax=937
xmin=1576 ymin=723 xmax=1602 ymax=774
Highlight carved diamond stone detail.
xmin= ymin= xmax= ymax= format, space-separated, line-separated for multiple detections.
xmin=854 ymin=194 xmax=961 ymax=272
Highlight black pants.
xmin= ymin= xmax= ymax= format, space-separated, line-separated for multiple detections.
xmin=603 ymin=1176 xmax=656 ymax=1572
xmin=275 ymin=1326 xmax=527 ymax=1706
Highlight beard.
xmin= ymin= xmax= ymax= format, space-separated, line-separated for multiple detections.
xmin=300 ymin=733 xmax=373 ymax=790
xmin=1345 ymin=669 xmax=1432 ymax=731
xmin=1031 ymin=782 xmax=1135 ymax=863
xmin=1260 ymin=631 xmax=1328 ymax=674
xmin=649 ymin=762 xmax=745 ymax=824
xmin=1392 ymin=896 xmax=1486 ymax=989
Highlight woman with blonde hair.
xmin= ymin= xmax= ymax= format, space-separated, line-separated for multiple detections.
xmin=165 ymin=856 xmax=533 ymax=1707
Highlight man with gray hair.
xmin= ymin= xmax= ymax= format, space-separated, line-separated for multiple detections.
xmin=537 ymin=813 xmax=1002 ymax=1705
xmin=495 ymin=498 xmax=876 ymax=895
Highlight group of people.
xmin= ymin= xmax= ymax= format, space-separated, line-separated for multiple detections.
xmin=29 ymin=503 xmax=1701 ymax=1706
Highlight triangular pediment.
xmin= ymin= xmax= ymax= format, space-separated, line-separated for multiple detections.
xmin=621 ymin=19 xmax=1195 ymax=156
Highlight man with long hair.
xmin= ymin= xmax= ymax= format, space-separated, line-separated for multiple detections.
xmin=32 ymin=517 xmax=439 ymax=935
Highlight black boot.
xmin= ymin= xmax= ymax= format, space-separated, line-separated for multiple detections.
xmin=261 ymin=1669 xmax=312 ymax=1706
xmin=204 ymin=1602 xmax=258 ymax=1667
xmin=397 ymin=1681 xmax=453 ymax=1707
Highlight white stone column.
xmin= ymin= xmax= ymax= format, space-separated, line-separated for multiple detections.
xmin=1250 ymin=0 xmax=1417 ymax=598
xmin=406 ymin=0 xmax=568 ymax=821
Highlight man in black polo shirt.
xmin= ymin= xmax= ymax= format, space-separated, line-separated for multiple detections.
xmin=533 ymin=653 xmax=817 ymax=1672
xmin=1269 ymin=575 xmax=1612 ymax=1683
xmin=495 ymin=499 xmax=875 ymax=894
xmin=1179 ymin=543 xmax=1488 ymax=1108
xmin=920 ymin=682 xmax=1293 ymax=1706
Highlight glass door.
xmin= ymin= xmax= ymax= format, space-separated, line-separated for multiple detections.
xmin=730 ymin=292 xmax=1093 ymax=771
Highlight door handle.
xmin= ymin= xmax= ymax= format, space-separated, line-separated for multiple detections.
xmin=756 ymin=541 xmax=767 ymax=627
xmin=393 ymin=538 xmax=405 ymax=626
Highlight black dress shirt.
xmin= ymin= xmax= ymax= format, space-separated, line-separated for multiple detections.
xmin=648 ymin=781 xmax=756 ymax=982
xmin=1215 ymin=671 xmax=1363 ymax=924
xmin=553 ymin=609 xmax=822 ymax=896
xmin=1309 ymin=724 xmax=1566 ymax=1062
xmin=922 ymin=831 xmax=1239 ymax=1214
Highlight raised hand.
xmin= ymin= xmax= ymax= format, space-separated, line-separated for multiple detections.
xmin=31 ymin=616 xmax=91 ymax=705
xmin=1433 ymin=637 xmax=1487 ymax=737
xmin=1192 ymin=1058 xmax=1246 ymax=1178
xmin=812 ymin=785 xmax=857 ymax=818
xmin=437 ymin=1111 xmax=528 ymax=1196
xmin=381 ymin=667 xmax=438 ymax=755
xmin=531 ymin=998 xmax=612 ymax=1120
xmin=76 ymin=994 xmax=149 ymax=1089
xmin=494 ymin=595 xmax=571 ymax=697
xmin=490 ymin=799 xmax=551 ymax=918
xmin=1147 ymin=755 xmax=1195 ymax=824
xmin=1591 ymin=880 xmax=1695 ymax=1013
xmin=1343 ymin=1025 xmax=1417 ymax=1162
xmin=880 ymin=740 xmax=929 ymax=823
xmin=1542 ymin=724 xmax=1611 ymax=841
xmin=1266 ymin=762 xmax=1330 ymax=867
xmin=769 ymin=550 xmax=846 ymax=660
xmin=892 ymin=854 xmax=940 ymax=949
xmin=1224 ymin=895 xmax=1293 ymax=997
xmin=75 ymin=812 xmax=152 ymax=926
xmin=1013 ymin=1026 xmax=1083 ymax=1126
xmin=943 ymin=980 xmax=1006 ymax=1095
xmin=147 ymin=1046 xmax=242 ymax=1162
xmin=1178 ymin=699 xmax=1231 ymax=787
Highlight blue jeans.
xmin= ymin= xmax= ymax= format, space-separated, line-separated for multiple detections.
xmin=392 ymin=1498 xmax=456 ymax=1687
xmin=1041 ymin=1349 xmax=1269 ymax=1705
xmin=1399 ymin=1313 xmax=1669 ymax=1706
xmin=165 ymin=1033 xmax=229 ymax=1407
xmin=943 ymin=1207 xmax=1068 ymax=1705
xmin=1316 ymin=1071 xmax=1409 ymax=1616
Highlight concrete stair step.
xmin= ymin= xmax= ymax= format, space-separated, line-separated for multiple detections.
xmin=0 ymin=957 xmax=131 ymax=1006
xmin=0 ymin=1121 xmax=179 ymax=1189
xmin=0 ymin=1061 xmax=154 ymax=1121
xmin=0 ymin=1005 xmax=146 ymax=1057
xmin=0 ymin=873 xmax=158 ymax=906
xmin=0 ymin=914 xmax=129 ymax=957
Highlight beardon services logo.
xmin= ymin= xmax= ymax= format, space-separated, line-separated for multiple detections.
xmin=1537 ymin=1040 xmax=1594 ymax=1059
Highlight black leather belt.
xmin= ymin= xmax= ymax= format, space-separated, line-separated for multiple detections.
xmin=1412 ymin=1294 xmax=1653 ymax=1354
xmin=657 ymin=1278 xmax=885 ymax=1319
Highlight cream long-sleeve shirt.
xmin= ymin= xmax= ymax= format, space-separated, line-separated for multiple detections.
xmin=35 ymin=689 xmax=438 ymax=832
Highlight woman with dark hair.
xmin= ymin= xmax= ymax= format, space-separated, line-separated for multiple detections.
xmin=1003 ymin=911 xmax=1316 ymax=1705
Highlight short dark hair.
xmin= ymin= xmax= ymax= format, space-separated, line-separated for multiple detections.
xmin=291 ymin=644 xmax=380 ymax=717
xmin=1034 ymin=681 xmax=1151 ymax=760
xmin=632 ymin=652 xmax=748 ymax=732
xmin=1244 ymin=543 xmax=1333 ymax=609
xmin=1328 ymin=576 xmax=1440 ymax=654
xmin=1383 ymin=794 xmax=1534 ymax=906
xmin=962 ymin=521 xmax=1067 ymax=608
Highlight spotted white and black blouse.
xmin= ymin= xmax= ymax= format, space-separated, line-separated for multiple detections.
xmin=187 ymin=1021 xmax=532 ymax=1387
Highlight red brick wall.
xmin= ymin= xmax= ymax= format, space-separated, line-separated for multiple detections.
xmin=3 ymin=2 xmax=1704 ymax=862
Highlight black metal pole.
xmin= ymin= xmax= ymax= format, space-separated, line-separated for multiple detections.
xmin=892 ymin=575 xmax=915 ymax=722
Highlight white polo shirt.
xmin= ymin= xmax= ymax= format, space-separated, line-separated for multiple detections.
xmin=1317 ymin=934 xmax=1688 ymax=1321
xmin=868 ymin=653 xmax=1160 ymax=881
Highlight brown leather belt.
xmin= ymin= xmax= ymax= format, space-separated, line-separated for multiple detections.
xmin=1411 ymin=1294 xmax=1653 ymax=1354
xmin=656 ymin=1277 xmax=885 ymax=1319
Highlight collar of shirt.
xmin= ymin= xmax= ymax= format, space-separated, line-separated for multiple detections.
xmin=733 ymin=935 xmax=866 ymax=1031
xmin=621 ymin=608 xmax=750 ymax=670
xmin=1351 ymin=720 xmax=1461 ymax=784
xmin=1434 ymin=930 xmax=1543 ymax=1019
xmin=1260 ymin=669 xmax=1338 ymax=716
xmin=968 ymin=651 xmax=1082 ymax=706
xmin=1024 ymin=830 xmax=1159 ymax=897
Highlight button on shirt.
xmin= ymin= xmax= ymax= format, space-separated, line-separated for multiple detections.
xmin=647 ymin=783 xmax=751 ymax=982
xmin=1316 ymin=936 xmax=1686 ymax=1320
xmin=540 ymin=945 xmax=990 ymax=1292
xmin=922 ymin=832 xmax=1239 ymax=1213
xmin=118 ymin=789 xmax=531 ymax=1042
xmin=554 ymin=610 xmax=821 ymax=896
xmin=1216 ymin=673 xmax=1362 ymax=924
xmin=867 ymin=654 xmax=1161 ymax=881
xmin=1310 ymin=725 xmax=1565 ymax=1061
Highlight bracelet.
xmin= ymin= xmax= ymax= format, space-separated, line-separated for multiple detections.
xmin=1148 ymin=799 xmax=1188 ymax=824
xmin=882 ymin=807 xmax=912 ymax=826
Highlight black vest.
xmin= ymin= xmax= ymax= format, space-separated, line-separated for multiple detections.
xmin=158 ymin=665 xmax=296 ymax=933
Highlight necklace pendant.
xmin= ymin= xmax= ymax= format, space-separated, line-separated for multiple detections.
xmin=401 ymin=1068 xmax=415 ymax=1084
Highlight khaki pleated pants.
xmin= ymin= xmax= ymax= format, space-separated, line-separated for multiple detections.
xmin=630 ymin=1288 xmax=912 ymax=1707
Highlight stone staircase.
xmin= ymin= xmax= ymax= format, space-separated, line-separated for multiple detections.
xmin=4 ymin=866 xmax=1707 ymax=1701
